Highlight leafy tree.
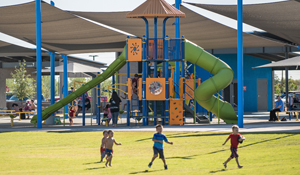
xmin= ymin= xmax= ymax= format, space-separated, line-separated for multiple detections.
xmin=6 ymin=79 xmax=14 ymax=91
xmin=10 ymin=60 xmax=35 ymax=105
xmin=274 ymin=74 xmax=299 ymax=94
xmin=42 ymin=76 xmax=60 ymax=100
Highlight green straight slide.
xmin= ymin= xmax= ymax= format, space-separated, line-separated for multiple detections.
xmin=31 ymin=47 xmax=127 ymax=123
xmin=185 ymin=41 xmax=238 ymax=124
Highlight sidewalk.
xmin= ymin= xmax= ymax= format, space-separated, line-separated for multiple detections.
xmin=0 ymin=112 xmax=299 ymax=133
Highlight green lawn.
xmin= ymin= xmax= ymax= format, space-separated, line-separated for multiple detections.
xmin=0 ymin=131 xmax=299 ymax=175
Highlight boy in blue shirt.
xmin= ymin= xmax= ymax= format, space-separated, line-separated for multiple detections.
xmin=148 ymin=124 xmax=173 ymax=170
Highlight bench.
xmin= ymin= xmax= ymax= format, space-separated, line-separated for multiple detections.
xmin=101 ymin=118 xmax=111 ymax=126
xmin=276 ymin=111 xmax=299 ymax=121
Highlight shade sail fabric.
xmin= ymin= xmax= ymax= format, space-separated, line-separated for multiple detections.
xmin=188 ymin=0 xmax=300 ymax=45
xmin=41 ymin=62 xmax=103 ymax=74
xmin=0 ymin=40 xmax=39 ymax=56
xmin=71 ymin=5 xmax=285 ymax=49
xmin=0 ymin=1 xmax=127 ymax=54
xmin=253 ymin=56 xmax=300 ymax=69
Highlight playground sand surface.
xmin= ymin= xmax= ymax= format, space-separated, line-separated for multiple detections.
xmin=0 ymin=131 xmax=299 ymax=175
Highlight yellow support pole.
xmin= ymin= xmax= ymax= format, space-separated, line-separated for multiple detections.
xmin=138 ymin=78 xmax=142 ymax=100
xmin=179 ymin=78 xmax=183 ymax=99
xmin=128 ymin=78 xmax=132 ymax=100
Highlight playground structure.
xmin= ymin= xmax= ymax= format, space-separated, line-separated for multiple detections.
xmin=31 ymin=0 xmax=238 ymax=126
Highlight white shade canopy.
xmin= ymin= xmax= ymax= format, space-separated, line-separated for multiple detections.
xmin=253 ymin=56 xmax=300 ymax=69
xmin=42 ymin=62 xmax=103 ymax=73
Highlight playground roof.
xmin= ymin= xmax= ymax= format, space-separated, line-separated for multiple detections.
xmin=187 ymin=0 xmax=300 ymax=46
xmin=40 ymin=62 xmax=103 ymax=74
xmin=72 ymin=5 xmax=286 ymax=50
xmin=126 ymin=0 xmax=185 ymax=18
xmin=253 ymin=56 xmax=300 ymax=69
xmin=0 ymin=1 xmax=127 ymax=54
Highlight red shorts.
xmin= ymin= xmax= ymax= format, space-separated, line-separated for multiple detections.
xmin=101 ymin=147 xmax=106 ymax=153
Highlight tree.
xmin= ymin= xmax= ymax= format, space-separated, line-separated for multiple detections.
xmin=274 ymin=74 xmax=299 ymax=94
xmin=42 ymin=76 xmax=60 ymax=100
xmin=10 ymin=60 xmax=35 ymax=105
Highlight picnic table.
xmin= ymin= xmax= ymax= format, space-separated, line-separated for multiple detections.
xmin=0 ymin=110 xmax=17 ymax=126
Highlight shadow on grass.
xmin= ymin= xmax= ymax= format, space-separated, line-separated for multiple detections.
xmin=83 ymin=161 xmax=101 ymax=165
xmin=130 ymin=169 xmax=162 ymax=174
xmin=135 ymin=132 xmax=192 ymax=142
xmin=207 ymin=134 xmax=296 ymax=155
xmin=209 ymin=169 xmax=226 ymax=173
xmin=85 ymin=166 xmax=106 ymax=170
xmin=167 ymin=154 xmax=199 ymax=160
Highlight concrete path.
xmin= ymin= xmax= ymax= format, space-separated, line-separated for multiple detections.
xmin=0 ymin=112 xmax=299 ymax=133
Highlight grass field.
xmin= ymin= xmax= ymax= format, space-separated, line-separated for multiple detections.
xmin=0 ymin=131 xmax=299 ymax=175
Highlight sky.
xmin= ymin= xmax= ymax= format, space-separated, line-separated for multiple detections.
xmin=0 ymin=0 xmax=297 ymax=79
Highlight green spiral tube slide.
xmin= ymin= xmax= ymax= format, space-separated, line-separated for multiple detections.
xmin=185 ymin=41 xmax=238 ymax=124
xmin=31 ymin=47 xmax=127 ymax=123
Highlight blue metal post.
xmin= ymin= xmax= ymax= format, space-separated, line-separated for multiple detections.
xmin=141 ymin=18 xmax=149 ymax=125
xmin=49 ymin=52 xmax=55 ymax=115
xmin=126 ymin=36 xmax=130 ymax=126
xmin=237 ymin=0 xmax=244 ymax=128
xmin=181 ymin=36 xmax=185 ymax=125
xmin=49 ymin=2 xmax=55 ymax=117
xmin=112 ymin=74 xmax=115 ymax=92
xmin=63 ymin=55 xmax=68 ymax=119
xmin=153 ymin=17 xmax=158 ymax=125
xmin=97 ymin=72 xmax=101 ymax=125
xmin=175 ymin=0 xmax=181 ymax=99
xmin=165 ymin=36 xmax=170 ymax=125
xmin=36 ymin=0 xmax=42 ymax=128
xmin=82 ymin=87 xmax=85 ymax=126
xmin=142 ymin=36 xmax=146 ymax=126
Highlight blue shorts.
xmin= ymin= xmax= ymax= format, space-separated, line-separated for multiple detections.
xmin=106 ymin=148 xmax=113 ymax=157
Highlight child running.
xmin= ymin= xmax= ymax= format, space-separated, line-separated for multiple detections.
xmin=100 ymin=130 xmax=108 ymax=162
xmin=148 ymin=124 xmax=173 ymax=170
xmin=104 ymin=130 xmax=122 ymax=167
xmin=222 ymin=125 xmax=246 ymax=169
xmin=69 ymin=106 xmax=76 ymax=126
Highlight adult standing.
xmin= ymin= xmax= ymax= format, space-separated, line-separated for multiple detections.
xmin=109 ymin=91 xmax=122 ymax=127
xmin=269 ymin=96 xmax=284 ymax=121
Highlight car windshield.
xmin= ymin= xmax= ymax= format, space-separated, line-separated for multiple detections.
xmin=9 ymin=95 xmax=29 ymax=101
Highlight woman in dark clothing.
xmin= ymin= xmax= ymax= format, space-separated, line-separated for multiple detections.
xmin=109 ymin=91 xmax=122 ymax=127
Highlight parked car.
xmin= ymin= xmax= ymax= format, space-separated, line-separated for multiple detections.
xmin=6 ymin=92 xmax=13 ymax=100
xmin=6 ymin=94 xmax=45 ymax=110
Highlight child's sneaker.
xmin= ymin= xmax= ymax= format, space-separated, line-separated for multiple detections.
xmin=148 ymin=162 xmax=152 ymax=168
xmin=164 ymin=164 xmax=168 ymax=170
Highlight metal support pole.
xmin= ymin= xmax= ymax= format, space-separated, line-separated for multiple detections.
xmin=49 ymin=52 xmax=55 ymax=114
xmin=175 ymin=0 xmax=181 ymax=99
xmin=82 ymin=85 xmax=85 ymax=126
xmin=126 ymin=36 xmax=130 ymax=126
xmin=154 ymin=17 xmax=158 ymax=125
xmin=141 ymin=17 xmax=149 ymax=125
xmin=165 ymin=36 xmax=170 ymax=125
xmin=181 ymin=37 xmax=185 ymax=125
xmin=97 ymin=72 xmax=101 ymax=125
xmin=142 ymin=36 xmax=146 ymax=126
xmin=237 ymin=0 xmax=244 ymax=128
xmin=285 ymin=47 xmax=290 ymax=120
xmin=36 ymin=0 xmax=42 ymax=128
xmin=50 ymin=2 xmax=55 ymax=118
xmin=63 ymin=55 xmax=68 ymax=119
xmin=112 ymin=74 xmax=115 ymax=92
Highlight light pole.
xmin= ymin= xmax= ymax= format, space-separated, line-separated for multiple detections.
xmin=89 ymin=55 xmax=98 ymax=61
